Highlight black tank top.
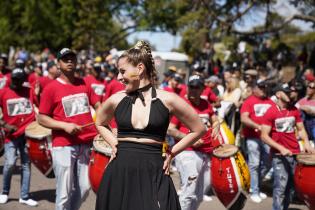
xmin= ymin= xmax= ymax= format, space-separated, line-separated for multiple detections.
xmin=114 ymin=85 xmax=170 ymax=141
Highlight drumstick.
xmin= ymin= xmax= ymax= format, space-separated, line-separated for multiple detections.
xmin=80 ymin=122 xmax=95 ymax=128
xmin=274 ymin=152 xmax=301 ymax=156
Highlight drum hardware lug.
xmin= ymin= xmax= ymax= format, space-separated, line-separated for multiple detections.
xmin=39 ymin=145 xmax=45 ymax=150
xmin=26 ymin=143 xmax=29 ymax=148
xmin=90 ymin=157 xmax=95 ymax=164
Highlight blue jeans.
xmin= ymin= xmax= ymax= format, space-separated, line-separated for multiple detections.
xmin=272 ymin=155 xmax=296 ymax=210
xmin=51 ymin=144 xmax=91 ymax=210
xmin=2 ymin=135 xmax=31 ymax=199
xmin=246 ymin=138 xmax=271 ymax=195
xmin=175 ymin=151 xmax=211 ymax=210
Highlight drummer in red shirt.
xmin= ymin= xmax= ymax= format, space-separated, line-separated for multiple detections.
xmin=240 ymin=80 xmax=274 ymax=203
xmin=0 ymin=68 xmax=38 ymax=206
xmin=103 ymin=67 xmax=125 ymax=101
xmin=32 ymin=60 xmax=59 ymax=107
xmin=84 ymin=63 xmax=106 ymax=102
xmin=38 ymin=48 xmax=99 ymax=210
xmin=261 ymin=83 xmax=315 ymax=210
xmin=168 ymin=75 xmax=219 ymax=210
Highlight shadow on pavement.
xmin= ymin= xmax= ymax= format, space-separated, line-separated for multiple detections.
xmin=30 ymin=189 xmax=55 ymax=202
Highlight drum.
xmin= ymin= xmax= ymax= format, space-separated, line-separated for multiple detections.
xmin=25 ymin=121 xmax=54 ymax=178
xmin=294 ymin=153 xmax=315 ymax=210
xmin=89 ymin=135 xmax=112 ymax=193
xmin=211 ymin=144 xmax=250 ymax=210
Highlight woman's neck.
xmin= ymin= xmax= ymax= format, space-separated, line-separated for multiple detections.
xmin=138 ymin=79 xmax=151 ymax=89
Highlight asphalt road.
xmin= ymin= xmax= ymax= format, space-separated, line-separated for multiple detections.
xmin=0 ymin=157 xmax=309 ymax=210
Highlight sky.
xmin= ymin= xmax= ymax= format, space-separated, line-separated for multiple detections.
xmin=127 ymin=0 xmax=313 ymax=52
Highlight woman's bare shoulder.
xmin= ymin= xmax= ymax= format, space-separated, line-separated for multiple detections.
xmin=155 ymin=89 xmax=183 ymax=111
xmin=105 ymin=91 xmax=127 ymax=106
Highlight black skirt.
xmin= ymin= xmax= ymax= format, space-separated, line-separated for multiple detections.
xmin=95 ymin=141 xmax=181 ymax=210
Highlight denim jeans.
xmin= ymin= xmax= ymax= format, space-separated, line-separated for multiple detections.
xmin=51 ymin=144 xmax=91 ymax=210
xmin=175 ymin=150 xmax=211 ymax=210
xmin=272 ymin=155 xmax=296 ymax=210
xmin=2 ymin=135 xmax=31 ymax=199
xmin=246 ymin=138 xmax=271 ymax=195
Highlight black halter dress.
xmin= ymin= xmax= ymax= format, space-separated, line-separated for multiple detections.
xmin=95 ymin=85 xmax=181 ymax=210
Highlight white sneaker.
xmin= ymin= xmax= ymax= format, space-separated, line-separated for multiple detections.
xmin=19 ymin=198 xmax=38 ymax=207
xmin=203 ymin=195 xmax=213 ymax=202
xmin=250 ymin=194 xmax=262 ymax=203
xmin=259 ymin=192 xmax=267 ymax=199
xmin=0 ymin=194 xmax=8 ymax=204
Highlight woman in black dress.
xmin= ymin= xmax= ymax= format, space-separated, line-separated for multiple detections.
xmin=95 ymin=41 xmax=206 ymax=210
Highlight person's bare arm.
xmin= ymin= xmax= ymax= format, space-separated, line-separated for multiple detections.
xmin=95 ymin=94 xmax=121 ymax=149
xmin=296 ymin=122 xmax=315 ymax=153
xmin=166 ymin=93 xmax=206 ymax=156
xmin=38 ymin=114 xmax=82 ymax=135
xmin=261 ymin=125 xmax=292 ymax=156
xmin=241 ymin=112 xmax=261 ymax=131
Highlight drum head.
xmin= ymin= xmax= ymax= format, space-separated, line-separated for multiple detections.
xmin=297 ymin=153 xmax=315 ymax=165
xmin=213 ymin=144 xmax=239 ymax=158
xmin=25 ymin=121 xmax=51 ymax=140
xmin=93 ymin=135 xmax=112 ymax=156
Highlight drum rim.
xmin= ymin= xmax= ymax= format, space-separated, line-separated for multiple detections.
xmin=213 ymin=144 xmax=239 ymax=158
xmin=93 ymin=135 xmax=112 ymax=156
xmin=296 ymin=153 xmax=315 ymax=165
xmin=25 ymin=121 xmax=51 ymax=140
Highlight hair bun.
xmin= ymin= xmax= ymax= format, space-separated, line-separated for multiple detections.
xmin=134 ymin=40 xmax=149 ymax=50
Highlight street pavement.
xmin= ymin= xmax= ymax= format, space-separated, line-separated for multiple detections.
xmin=0 ymin=157 xmax=309 ymax=210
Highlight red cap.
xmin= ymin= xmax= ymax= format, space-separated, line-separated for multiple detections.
xmin=305 ymin=73 xmax=315 ymax=82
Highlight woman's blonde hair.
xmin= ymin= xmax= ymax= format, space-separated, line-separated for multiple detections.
xmin=118 ymin=40 xmax=157 ymax=82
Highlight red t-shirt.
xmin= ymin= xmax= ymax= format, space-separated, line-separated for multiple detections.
xmin=28 ymin=72 xmax=39 ymax=85
xmin=0 ymin=87 xmax=35 ymax=142
xmin=39 ymin=78 xmax=99 ymax=147
xmin=163 ymin=84 xmax=186 ymax=97
xmin=240 ymin=95 xmax=274 ymax=138
xmin=201 ymin=86 xmax=218 ymax=103
xmin=103 ymin=79 xmax=125 ymax=101
xmin=31 ymin=76 xmax=55 ymax=106
xmin=84 ymin=75 xmax=105 ymax=102
xmin=262 ymin=104 xmax=302 ymax=153
xmin=171 ymin=97 xmax=214 ymax=154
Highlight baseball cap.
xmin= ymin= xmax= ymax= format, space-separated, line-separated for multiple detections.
xmin=188 ymin=75 xmax=204 ymax=87
xmin=11 ymin=68 xmax=26 ymax=80
xmin=47 ymin=60 xmax=56 ymax=69
xmin=57 ymin=48 xmax=76 ymax=60
xmin=171 ymin=73 xmax=183 ymax=82
xmin=273 ymin=83 xmax=291 ymax=94
xmin=163 ymin=70 xmax=174 ymax=77
xmin=205 ymin=75 xmax=220 ymax=84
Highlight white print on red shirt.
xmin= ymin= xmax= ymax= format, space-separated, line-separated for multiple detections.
xmin=199 ymin=113 xmax=210 ymax=127
xmin=253 ymin=104 xmax=271 ymax=117
xmin=62 ymin=93 xmax=90 ymax=117
xmin=275 ymin=116 xmax=295 ymax=133
xmin=7 ymin=98 xmax=33 ymax=116
xmin=91 ymin=84 xmax=105 ymax=96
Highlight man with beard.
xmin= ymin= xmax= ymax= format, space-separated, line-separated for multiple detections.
xmin=240 ymin=80 xmax=274 ymax=203
xmin=38 ymin=48 xmax=99 ymax=210
xmin=0 ymin=68 xmax=37 ymax=206
xmin=261 ymin=83 xmax=315 ymax=210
